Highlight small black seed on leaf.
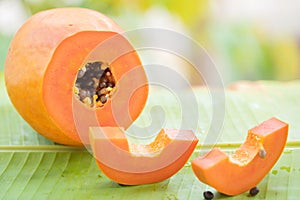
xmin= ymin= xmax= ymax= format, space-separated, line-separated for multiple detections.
xmin=203 ymin=191 xmax=214 ymax=200
xmin=249 ymin=187 xmax=259 ymax=196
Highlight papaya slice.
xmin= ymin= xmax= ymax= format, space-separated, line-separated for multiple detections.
xmin=89 ymin=127 xmax=198 ymax=185
xmin=4 ymin=8 xmax=148 ymax=145
xmin=192 ymin=117 xmax=288 ymax=196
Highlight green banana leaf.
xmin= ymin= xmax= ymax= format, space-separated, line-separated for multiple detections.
xmin=1 ymin=72 xmax=300 ymax=199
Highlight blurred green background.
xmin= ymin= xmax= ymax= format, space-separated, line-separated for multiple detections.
xmin=1 ymin=0 xmax=299 ymax=85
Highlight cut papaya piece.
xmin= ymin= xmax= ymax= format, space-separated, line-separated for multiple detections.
xmin=89 ymin=127 xmax=198 ymax=185
xmin=192 ymin=117 xmax=288 ymax=196
xmin=4 ymin=8 xmax=148 ymax=145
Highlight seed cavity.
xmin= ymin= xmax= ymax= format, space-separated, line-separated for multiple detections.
xmin=74 ymin=61 xmax=116 ymax=108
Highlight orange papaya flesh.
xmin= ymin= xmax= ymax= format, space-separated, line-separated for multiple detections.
xmin=192 ymin=117 xmax=288 ymax=196
xmin=44 ymin=31 xmax=148 ymax=144
xmin=89 ymin=127 xmax=198 ymax=185
xmin=4 ymin=8 xmax=148 ymax=145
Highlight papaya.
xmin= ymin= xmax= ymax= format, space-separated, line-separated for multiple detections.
xmin=89 ymin=127 xmax=198 ymax=185
xmin=192 ymin=117 xmax=288 ymax=196
xmin=4 ymin=8 xmax=148 ymax=145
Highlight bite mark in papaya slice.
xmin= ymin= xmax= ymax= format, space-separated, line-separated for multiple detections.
xmin=191 ymin=117 xmax=288 ymax=196
xmin=89 ymin=127 xmax=198 ymax=185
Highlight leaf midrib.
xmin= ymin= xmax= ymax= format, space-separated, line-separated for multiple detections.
xmin=0 ymin=145 xmax=87 ymax=152
xmin=1 ymin=141 xmax=300 ymax=152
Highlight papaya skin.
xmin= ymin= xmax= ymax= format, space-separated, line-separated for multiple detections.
xmin=4 ymin=8 xmax=148 ymax=146
xmin=192 ymin=117 xmax=288 ymax=196
xmin=89 ymin=127 xmax=198 ymax=185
